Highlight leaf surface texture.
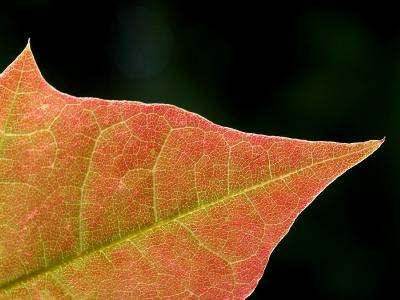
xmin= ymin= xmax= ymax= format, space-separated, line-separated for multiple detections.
xmin=0 ymin=44 xmax=382 ymax=299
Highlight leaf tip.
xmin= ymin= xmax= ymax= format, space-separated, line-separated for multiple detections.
xmin=21 ymin=38 xmax=33 ymax=57
xmin=15 ymin=39 xmax=41 ymax=78
xmin=367 ymin=137 xmax=384 ymax=150
xmin=371 ymin=137 xmax=385 ymax=149
xmin=356 ymin=138 xmax=384 ymax=162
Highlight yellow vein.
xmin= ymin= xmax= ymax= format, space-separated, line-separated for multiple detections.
xmin=0 ymin=59 xmax=26 ymax=155
xmin=77 ymin=114 xmax=102 ymax=253
xmin=151 ymin=129 xmax=172 ymax=222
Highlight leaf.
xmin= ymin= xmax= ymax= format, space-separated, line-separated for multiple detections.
xmin=0 ymin=42 xmax=382 ymax=299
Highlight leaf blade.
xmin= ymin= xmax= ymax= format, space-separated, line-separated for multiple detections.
xmin=0 ymin=44 xmax=383 ymax=299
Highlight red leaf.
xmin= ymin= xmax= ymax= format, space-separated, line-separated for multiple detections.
xmin=0 ymin=43 xmax=383 ymax=299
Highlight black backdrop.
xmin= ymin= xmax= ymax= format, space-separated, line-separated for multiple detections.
xmin=0 ymin=1 xmax=397 ymax=299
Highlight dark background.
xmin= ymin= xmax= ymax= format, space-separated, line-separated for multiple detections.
xmin=0 ymin=1 xmax=397 ymax=299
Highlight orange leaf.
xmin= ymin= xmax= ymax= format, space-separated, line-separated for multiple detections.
xmin=0 ymin=42 xmax=383 ymax=299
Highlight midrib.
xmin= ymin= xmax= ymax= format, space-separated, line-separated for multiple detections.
xmin=0 ymin=141 xmax=376 ymax=292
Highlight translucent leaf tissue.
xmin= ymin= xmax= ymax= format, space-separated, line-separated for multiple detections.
xmin=0 ymin=43 xmax=383 ymax=299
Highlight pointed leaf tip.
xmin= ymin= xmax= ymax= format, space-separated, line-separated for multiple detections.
xmin=368 ymin=138 xmax=385 ymax=152
xmin=351 ymin=139 xmax=384 ymax=164
xmin=21 ymin=39 xmax=32 ymax=56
